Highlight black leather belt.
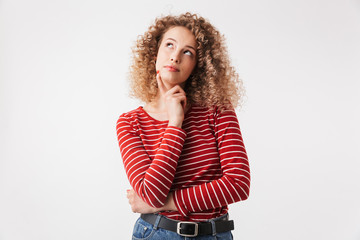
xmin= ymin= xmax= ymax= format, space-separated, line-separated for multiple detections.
xmin=140 ymin=213 xmax=234 ymax=237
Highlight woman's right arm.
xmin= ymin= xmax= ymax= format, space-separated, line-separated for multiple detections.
xmin=116 ymin=114 xmax=186 ymax=208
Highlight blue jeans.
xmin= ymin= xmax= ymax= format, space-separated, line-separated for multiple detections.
xmin=131 ymin=214 xmax=233 ymax=240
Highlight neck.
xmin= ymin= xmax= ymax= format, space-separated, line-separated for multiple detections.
xmin=149 ymin=93 xmax=167 ymax=112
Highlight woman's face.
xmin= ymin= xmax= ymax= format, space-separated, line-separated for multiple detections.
xmin=155 ymin=26 xmax=197 ymax=89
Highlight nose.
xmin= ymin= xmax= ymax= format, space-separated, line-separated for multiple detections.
xmin=170 ymin=51 xmax=181 ymax=63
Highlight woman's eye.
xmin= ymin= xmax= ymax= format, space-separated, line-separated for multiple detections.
xmin=166 ymin=43 xmax=174 ymax=48
xmin=184 ymin=50 xmax=192 ymax=56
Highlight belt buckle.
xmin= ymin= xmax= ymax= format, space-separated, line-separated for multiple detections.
xmin=177 ymin=221 xmax=199 ymax=237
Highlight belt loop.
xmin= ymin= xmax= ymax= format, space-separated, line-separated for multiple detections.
xmin=210 ymin=219 xmax=217 ymax=236
xmin=153 ymin=214 xmax=162 ymax=230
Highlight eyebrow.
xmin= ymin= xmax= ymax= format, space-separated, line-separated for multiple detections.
xmin=166 ymin=38 xmax=197 ymax=52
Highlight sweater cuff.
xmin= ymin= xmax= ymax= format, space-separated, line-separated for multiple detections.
xmin=173 ymin=189 xmax=190 ymax=217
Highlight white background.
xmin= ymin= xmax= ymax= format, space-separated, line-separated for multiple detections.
xmin=1 ymin=0 xmax=360 ymax=239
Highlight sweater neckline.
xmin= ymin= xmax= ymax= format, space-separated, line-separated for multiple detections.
xmin=138 ymin=106 xmax=169 ymax=123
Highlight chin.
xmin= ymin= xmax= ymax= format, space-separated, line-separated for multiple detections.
xmin=163 ymin=76 xmax=186 ymax=85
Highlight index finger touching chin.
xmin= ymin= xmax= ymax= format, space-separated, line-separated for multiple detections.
xmin=156 ymin=71 xmax=166 ymax=93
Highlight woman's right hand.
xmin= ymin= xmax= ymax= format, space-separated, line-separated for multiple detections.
xmin=156 ymin=72 xmax=187 ymax=128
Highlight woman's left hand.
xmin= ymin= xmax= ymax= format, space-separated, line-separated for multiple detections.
xmin=126 ymin=189 xmax=160 ymax=214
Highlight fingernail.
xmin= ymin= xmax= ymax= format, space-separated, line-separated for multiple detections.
xmin=156 ymin=70 xmax=159 ymax=74
xmin=126 ymin=189 xmax=130 ymax=192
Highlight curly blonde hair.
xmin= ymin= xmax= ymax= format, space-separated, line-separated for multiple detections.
xmin=129 ymin=12 xmax=244 ymax=110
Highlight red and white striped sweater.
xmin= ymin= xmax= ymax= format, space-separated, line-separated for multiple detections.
xmin=116 ymin=105 xmax=250 ymax=221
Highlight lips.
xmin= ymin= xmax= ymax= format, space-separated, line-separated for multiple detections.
xmin=164 ymin=65 xmax=179 ymax=72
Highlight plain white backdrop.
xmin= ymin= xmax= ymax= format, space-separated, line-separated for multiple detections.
xmin=1 ymin=0 xmax=360 ymax=239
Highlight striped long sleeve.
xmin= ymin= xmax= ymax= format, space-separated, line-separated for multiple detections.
xmin=117 ymin=111 xmax=187 ymax=208
xmin=173 ymin=108 xmax=250 ymax=217
xmin=116 ymin=106 xmax=250 ymax=221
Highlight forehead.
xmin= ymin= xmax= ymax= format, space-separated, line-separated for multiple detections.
xmin=162 ymin=26 xmax=197 ymax=47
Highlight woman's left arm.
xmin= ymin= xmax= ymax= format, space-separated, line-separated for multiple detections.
xmin=172 ymin=108 xmax=250 ymax=216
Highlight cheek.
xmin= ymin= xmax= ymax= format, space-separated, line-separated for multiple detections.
xmin=155 ymin=51 xmax=165 ymax=66
xmin=155 ymin=53 xmax=163 ymax=69
xmin=155 ymin=60 xmax=160 ymax=70
xmin=187 ymin=61 xmax=197 ymax=73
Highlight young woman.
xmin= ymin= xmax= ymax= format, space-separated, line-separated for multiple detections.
xmin=116 ymin=12 xmax=250 ymax=240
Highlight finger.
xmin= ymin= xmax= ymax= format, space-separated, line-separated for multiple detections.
xmin=126 ymin=189 xmax=133 ymax=198
xmin=167 ymin=95 xmax=187 ymax=110
xmin=178 ymin=96 xmax=187 ymax=110
xmin=156 ymin=71 xmax=166 ymax=94
xmin=167 ymin=85 xmax=186 ymax=95
xmin=166 ymin=92 xmax=187 ymax=101
xmin=182 ymin=96 xmax=187 ymax=110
